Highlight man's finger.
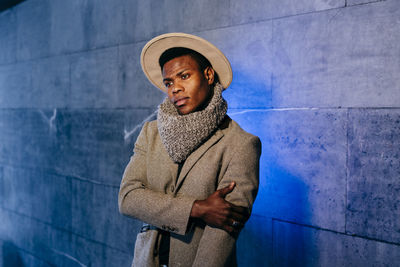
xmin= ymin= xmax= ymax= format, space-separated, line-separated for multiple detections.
xmin=229 ymin=211 xmax=249 ymax=223
xmin=230 ymin=205 xmax=250 ymax=216
xmin=224 ymin=225 xmax=235 ymax=234
xmin=217 ymin=181 xmax=236 ymax=197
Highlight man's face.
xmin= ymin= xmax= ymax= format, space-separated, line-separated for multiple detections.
xmin=162 ymin=55 xmax=214 ymax=115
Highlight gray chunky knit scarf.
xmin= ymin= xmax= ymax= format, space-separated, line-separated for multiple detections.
xmin=157 ymin=83 xmax=227 ymax=163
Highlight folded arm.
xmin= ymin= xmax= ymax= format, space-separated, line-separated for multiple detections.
xmin=191 ymin=135 xmax=261 ymax=266
xmin=190 ymin=181 xmax=250 ymax=233
xmin=118 ymin=122 xmax=196 ymax=235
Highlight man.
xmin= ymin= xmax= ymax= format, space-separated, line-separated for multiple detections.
xmin=119 ymin=33 xmax=261 ymax=267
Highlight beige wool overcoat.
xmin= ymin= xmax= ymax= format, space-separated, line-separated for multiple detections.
xmin=119 ymin=116 xmax=261 ymax=267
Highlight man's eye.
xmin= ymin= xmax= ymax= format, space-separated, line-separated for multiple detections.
xmin=181 ymin=74 xmax=189 ymax=79
xmin=164 ymin=81 xmax=173 ymax=88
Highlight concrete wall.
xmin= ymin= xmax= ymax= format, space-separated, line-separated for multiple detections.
xmin=1 ymin=0 xmax=399 ymax=266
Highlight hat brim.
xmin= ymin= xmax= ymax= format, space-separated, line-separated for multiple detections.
xmin=140 ymin=32 xmax=232 ymax=92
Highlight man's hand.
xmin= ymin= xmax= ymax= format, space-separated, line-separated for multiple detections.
xmin=190 ymin=182 xmax=250 ymax=233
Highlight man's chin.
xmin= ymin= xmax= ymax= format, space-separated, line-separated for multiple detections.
xmin=176 ymin=106 xmax=192 ymax=115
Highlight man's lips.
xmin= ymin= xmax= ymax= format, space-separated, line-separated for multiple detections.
xmin=174 ymin=97 xmax=189 ymax=107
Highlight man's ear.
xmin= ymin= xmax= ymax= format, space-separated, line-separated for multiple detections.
xmin=204 ymin=66 xmax=215 ymax=85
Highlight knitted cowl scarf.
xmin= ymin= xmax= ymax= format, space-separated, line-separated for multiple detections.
xmin=157 ymin=83 xmax=227 ymax=163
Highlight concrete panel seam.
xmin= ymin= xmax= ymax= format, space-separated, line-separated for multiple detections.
xmin=64 ymin=173 xmax=120 ymax=188
xmin=271 ymin=215 xmax=275 ymax=262
xmin=3 ymin=0 xmax=387 ymax=67
xmin=347 ymin=107 xmax=400 ymax=110
xmin=220 ymin=5 xmax=347 ymax=31
xmin=2 ymin=6 xmax=351 ymax=66
xmin=328 ymin=9 xmax=342 ymax=26
xmin=0 ymin=43 xmax=120 ymax=67
xmin=0 ymin=162 xmax=120 ymax=188
xmin=0 ymin=166 xmax=3 ymax=210
xmin=345 ymin=109 xmax=349 ymax=233
xmin=272 ymin=218 xmax=400 ymax=246
xmin=250 ymin=213 xmax=270 ymax=220
xmin=271 ymin=72 xmax=274 ymax=108
xmin=347 ymin=0 xmax=387 ymax=7
xmin=68 ymin=56 xmax=71 ymax=106
xmin=0 ymin=237 xmax=55 ymax=267
xmin=228 ymin=107 xmax=346 ymax=113
xmin=1 ymin=206 xmax=131 ymax=254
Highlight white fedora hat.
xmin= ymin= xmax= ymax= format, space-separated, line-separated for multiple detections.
xmin=140 ymin=32 xmax=232 ymax=92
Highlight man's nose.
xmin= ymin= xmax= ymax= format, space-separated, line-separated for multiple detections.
xmin=172 ymin=81 xmax=183 ymax=93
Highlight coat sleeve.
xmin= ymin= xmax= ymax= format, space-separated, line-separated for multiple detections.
xmin=118 ymin=122 xmax=197 ymax=236
xmin=192 ymin=135 xmax=261 ymax=267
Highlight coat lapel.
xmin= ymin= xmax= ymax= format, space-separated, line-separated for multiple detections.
xmin=175 ymin=129 xmax=224 ymax=188
xmin=169 ymin=162 xmax=179 ymax=185
xmin=156 ymin=133 xmax=181 ymax=184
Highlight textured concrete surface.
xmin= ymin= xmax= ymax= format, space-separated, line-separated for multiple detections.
xmin=117 ymin=0 xmax=232 ymax=45
xmin=48 ymin=1 xmax=87 ymax=56
xmin=0 ymin=57 xmax=70 ymax=109
xmin=347 ymin=109 xmax=400 ymax=243
xmin=0 ymin=63 xmax=31 ymax=108
xmin=273 ymin=220 xmax=400 ymax=267
xmin=70 ymin=178 xmax=141 ymax=252
xmin=1 ymin=165 xmax=72 ymax=230
xmin=70 ymin=48 xmax=119 ymax=108
xmin=0 ymin=208 xmax=133 ymax=267
xmin=347 ymin=0 xmax=384 ymax=6
xmin=1 ymin=0 xmax=400 ymax=266
xmin=0 ymin=109 xmax=127 ymax=185
xmin=16 ymin=0 xmax=51 ymax=61
xmin=229 ymin=109 xmax=347 ymax=231
xmin=31 ymin=56 xmax=70 ymax=108
xmin=119 ymin=42 xmax=165 ymax=108
xmin=237 ymin=215 xmax=273 ymax=267
xmin=3 ymin=0 xmax=351 ymax=64
xmin=201 ymin=22 xmax=274 ymax=108
xmin=231 ymin=0 xmax=345 ymax=25
xmin=0 ymin=10 xmax=16 ymax=64
xmin=272 ymin=0 xmax=400 ymax=108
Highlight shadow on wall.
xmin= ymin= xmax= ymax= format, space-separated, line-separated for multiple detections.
xmin=267 ymin=166 xmax=310 ymax=224
xmin=0 ymin=0 xmax=26 ymax=12
xmin=268 ymin=166 xmax=312 ymax=266
xmin=230 ymin=105 xmax=312 ymax=265
xmin=236 ymin=164 xmax=312 ymax=266
xmin=2 ymin=241 xmax=23 ymax=267
xmin=222 ymin=64 xmax=272 ymax=109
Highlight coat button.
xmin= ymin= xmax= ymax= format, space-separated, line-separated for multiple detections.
xmin=170 ymin=185 xmax=175 ymax=193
